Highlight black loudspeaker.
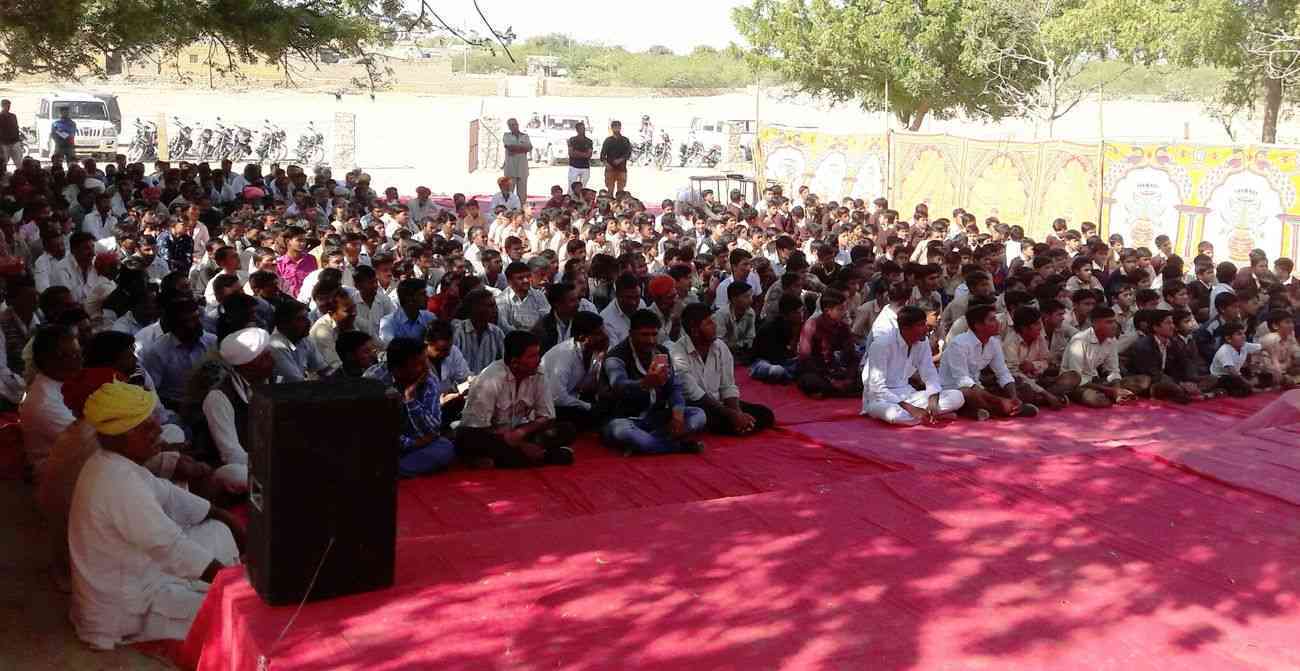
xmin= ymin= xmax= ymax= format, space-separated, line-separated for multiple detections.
xmin=245 ymin=379 xmax=400 ymax=606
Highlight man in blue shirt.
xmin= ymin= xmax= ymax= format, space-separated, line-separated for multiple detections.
xmin=365 ymin=337 xmax=454 ymax=477
xmin=140 ymin=297 xmax=217 ymax=411
xmin=50 ymin=107 xmax=77 ymax=164
xmin=379 ymin=278 xmax=435 ymax=344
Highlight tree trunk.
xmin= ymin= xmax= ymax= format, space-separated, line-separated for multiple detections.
xmin=1262 ymin=76 xmax=1282 ymax=144
xmin=907 ymin=104 xmax=930 ymax=132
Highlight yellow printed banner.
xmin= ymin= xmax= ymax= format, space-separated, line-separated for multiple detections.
xmin=1101 ymin=143 xmax=1300 ymax=265
xmin=756 ymin=126 xmax=887 ymax=203
xmin=755 ymin=125 xmax=1299 ymax=262
xmin=891 ymin=134 xmax=1101 ymax=241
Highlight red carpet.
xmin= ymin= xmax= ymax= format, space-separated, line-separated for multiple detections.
xmin=178 ymin=380 xmax=1300 ymax=671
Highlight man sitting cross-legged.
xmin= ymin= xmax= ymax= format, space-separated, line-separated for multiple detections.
xmin=1127 ymin=309 xmax=1218 ymax=403
xmin=456 ymin=330 xmax=577 ymax=468
xmin=862 ymin=305 xmax=965 ymax=425
xmin=797 ymin=291 xmax=862 ymax=398
xmin=671 ymin=302 xmax=775 ymax=435
xmin=1002 ymin=306 xmax=1081 ymax=410
xmin=67 ymin=381 xmax=242 ymax=650
xmin=367 ymin=337 xmax=457 ymax=476
xmin=540 ymin=311 xmax=609 ymax=430
xmin=939 ymin=303 xmax=1039 ymax=421
xmin=1258 ymin=309 xmax=1300 ymax=389
xmin=602 ymin=309 xmax=707 ymax=454
xmin=1062 ymin=305 xmax=1150 ymax=408
xmin=750 ymin=294 xmax=804 ymax=384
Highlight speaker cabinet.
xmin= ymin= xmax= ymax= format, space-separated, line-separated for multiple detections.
xmin=245 ymin=379 xmax=400 ymax=606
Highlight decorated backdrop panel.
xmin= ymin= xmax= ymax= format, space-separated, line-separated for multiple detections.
xmin=1101 ymin=143 xmax=1300 ymax=264
xmin=756 ymin=127 xmax=888 ymax=202
xmin=890 ymin=133 xmax=966 ymax=222
xmin=1035 ymin=141 xmax=1103 ymax=240
xmin=961 ymin=139 xmax=1043 ymax=236
xmin=756 ymin=124 xmax=1299 ymax=263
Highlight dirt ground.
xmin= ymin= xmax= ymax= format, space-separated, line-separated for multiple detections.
xmin=0 ymin=80 xmax=1286 ymax=204
xmin=0 ymin=479 xmax=172 ymax=670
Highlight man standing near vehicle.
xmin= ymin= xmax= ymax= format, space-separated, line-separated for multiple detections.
xmin=0 ymin=100 xmax=21 ymax=176
xmin=567 ymin=122 xmax=594 ymax=193
xmin=51 ymin=106 xmax=77 ymax=165
xmin=502 ymin=118 xmax=532 ymax=206
xmin=600 ymin=120 xmax=633 ymax=196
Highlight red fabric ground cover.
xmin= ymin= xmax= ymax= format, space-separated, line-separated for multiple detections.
xmin=181 ymin=448 xmax=1300 ymax=671
xmin=164 ymin=380 xmax=1299 ymax=670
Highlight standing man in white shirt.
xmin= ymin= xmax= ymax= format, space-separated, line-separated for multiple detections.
xmin=68 ymin=381 xmax=242 ymax=650
xmin=863 ymin=305 xmax=964 ymax=425
xmin=502 ymin=118 xmax=532 ymax=205
xmin=939 ymin=303 xmax=1038 ymax=421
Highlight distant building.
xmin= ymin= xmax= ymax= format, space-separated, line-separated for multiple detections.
xmin=526 ymin=56 xmax=566 ymax=78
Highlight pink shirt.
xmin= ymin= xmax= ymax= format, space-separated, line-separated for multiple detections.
xmin=275 ymin=253 xmax=317 ymax=297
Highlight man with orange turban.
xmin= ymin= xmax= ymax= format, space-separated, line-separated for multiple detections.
xmin=65 ymin=382 xmax=243 ymax=650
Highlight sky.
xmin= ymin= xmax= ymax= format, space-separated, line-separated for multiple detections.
xmin=417 ymin=0 xmax=749 ymax=53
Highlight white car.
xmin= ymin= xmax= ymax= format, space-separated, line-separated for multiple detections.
xmin=523 ymin=113 xmax=592 ymax=165
xmin=33 ymin=91 xmax=121 ymax=160
xmin=690 ymin=118 xmax=757 ymax=162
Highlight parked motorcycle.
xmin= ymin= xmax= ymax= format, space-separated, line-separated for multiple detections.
xmin=652 ymin=131 xmax=673 ymax=170
xmin=192 ymin=121 xmax=216 ymax=161
xmin=295 ymin=122 xmax=325 ymax=165
xmin=679 ymin=139 xmax=722 ymax=168
xmin=230 ymin=124 xmax=253 ymax=161
xmin=168 ymin=117 xmax=193 ymax=159
xmin=125 ymin=119 xmax=157 ymax=163
xmin=255 ymin=120 xmax=288 ymax=162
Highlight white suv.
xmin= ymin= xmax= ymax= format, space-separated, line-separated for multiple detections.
xmin=33 ymin=91 xmax=121 ymax=160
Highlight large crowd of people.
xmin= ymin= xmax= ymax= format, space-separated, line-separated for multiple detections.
xmin=3 ymin=110 xmax=1299 ymax=652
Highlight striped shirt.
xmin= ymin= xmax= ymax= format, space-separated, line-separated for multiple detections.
xmin=452 ymin=318 xmax=505 ymax=374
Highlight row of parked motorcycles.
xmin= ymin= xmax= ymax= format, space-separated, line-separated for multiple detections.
xmin=125 ymin=118 xmax=326 ymax=166
xmin=629 ymin=132 xmax=723 ymax=170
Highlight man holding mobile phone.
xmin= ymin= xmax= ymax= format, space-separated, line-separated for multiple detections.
xmin=602 ymin=309 xmax=706 ymax=455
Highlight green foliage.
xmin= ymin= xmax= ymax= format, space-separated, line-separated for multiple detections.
xmin=451 ymin=35 xmax=754 ymax=89
xmin=0 ymin=0 xmax=380 ymax=79
xmin=1132 ymin=0 xmax=1300 ymax=141
xmin=1068 ymin=61 xmax=1231 ymax=101
xmin=732 ymin=0 xmax=1050 ymax=130
xmin=728 ymin=0 xmax=1193 ymax=129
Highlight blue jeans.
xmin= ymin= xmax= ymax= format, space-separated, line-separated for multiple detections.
xmin=750 ymin=359 xmax=797 ymax=383
xmin=603 ymin=407 xmax=706 ymax=454
xmin=399 ymin=436 xmax=455 ymax=477
xmin=52 ymin=140 xmax=76 ymax=163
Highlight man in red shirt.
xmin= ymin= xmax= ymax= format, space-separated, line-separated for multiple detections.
xmin=274 ymin=225 xmax=317 ymax=297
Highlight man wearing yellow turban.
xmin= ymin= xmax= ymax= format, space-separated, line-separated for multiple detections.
xmin=65 ymin=381 xmax=244 ymax=650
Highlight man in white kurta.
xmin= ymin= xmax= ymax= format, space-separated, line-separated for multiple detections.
xmin=501 ymin=118 xmax=532 ymax=204
xmin=68 ymin=382 xmax=240 ymax=650
xmin=862 ymin=305 xmax=964 ymax=425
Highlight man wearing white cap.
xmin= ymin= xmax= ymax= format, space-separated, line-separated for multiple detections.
xmin=201 ymin=327 xmax=276 ymax=494
xmin=67 ymin=381 xmax=242 ymax=650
